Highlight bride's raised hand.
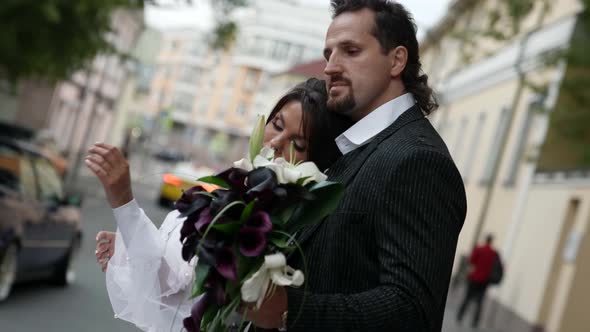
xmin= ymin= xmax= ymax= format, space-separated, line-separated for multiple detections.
xmin=85 ymin=143 xmax=133 ymax=208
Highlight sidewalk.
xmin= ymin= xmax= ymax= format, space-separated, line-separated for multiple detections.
xmin=443 ymin=286 xmax=500 ymax=332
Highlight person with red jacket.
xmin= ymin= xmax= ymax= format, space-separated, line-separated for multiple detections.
xmin=457 ymin=234 xmax=500 ymax=328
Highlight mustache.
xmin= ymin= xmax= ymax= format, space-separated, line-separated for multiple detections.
xmin=328 ymin=75 xmax=351 ymax=87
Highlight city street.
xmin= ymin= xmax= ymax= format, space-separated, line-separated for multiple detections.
xmin=0 ymin=163 xmax=170 ymax=332
xmin=0 ymin=157 xmax=496 ymax=332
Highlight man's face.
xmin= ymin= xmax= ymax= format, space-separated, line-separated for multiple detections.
xmin=324 ymin=9 xmax=395 ymax=121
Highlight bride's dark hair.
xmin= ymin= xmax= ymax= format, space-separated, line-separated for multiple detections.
xmin=266 ymin=78 xmax=353 ymax=171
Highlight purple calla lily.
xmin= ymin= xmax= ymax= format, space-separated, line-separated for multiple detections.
xmin=216 ymin=167 xmax=249 ymax=193
xmin=195 ymin=208 xmax=214 ymax=234
xmin=205 ymin=270 xmax=228 ymax=305
xmin=245 ymin=168 xmax=278 ymax=209
xmin=181 ymin=234 xmax=199 ymax=262
xmin=210 ymin=189 xmax=243 ymax=219
xmin=247 ymin=211 xmax=273 ymax=234
xmin=175 ymin=185 xmax=211 ymax=218
xmin=214 ymin=246 xmax=237 ymax=281
xmin=238 ymin=226 xmax=267 ymax=257
xmin=183 ymin=292 xmax=210 ymax=332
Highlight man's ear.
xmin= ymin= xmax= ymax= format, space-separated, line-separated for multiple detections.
xmin=389 ymin=46 xmax=408 ymax=78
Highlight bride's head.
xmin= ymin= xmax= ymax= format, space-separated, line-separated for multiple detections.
xmin=264 ymin=78 xmax=352 ymax=170
xmin=263 ymin=78 xmax=353 ymax=171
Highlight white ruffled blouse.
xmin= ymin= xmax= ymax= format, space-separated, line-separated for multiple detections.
xmin=106 ymin=199 xmax=196 ymax=332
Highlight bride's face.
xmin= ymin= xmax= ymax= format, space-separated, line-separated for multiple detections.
xmin=263 ymin=101 xmax=309 ymax=163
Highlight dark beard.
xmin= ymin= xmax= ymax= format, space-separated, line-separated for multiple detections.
xmin=327 ymin=93 xmax=356 ymax=114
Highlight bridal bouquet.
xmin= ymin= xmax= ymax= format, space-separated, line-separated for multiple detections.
xmin=176 ymin=115 xmax=344 ymax=332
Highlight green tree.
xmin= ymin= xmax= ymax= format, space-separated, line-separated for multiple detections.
xmin=0 ymin=0 xmax=247 ymax=82
xmin=0 ymin=0 xmax=144 ymax=81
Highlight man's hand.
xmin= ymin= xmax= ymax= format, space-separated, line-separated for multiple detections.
xmin=85 ymin=143 xmax=133 ymax=208
xmin=244 ymin=286 xmax=288 ymax=329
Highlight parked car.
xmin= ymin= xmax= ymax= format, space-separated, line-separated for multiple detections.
xmin=153 ymin=149 xmax=185 ymax=163
xmin=158 ymin=162 xmax=216 ymax=207
xmin=0 ymin=137 xmax=82 ymax=302
xmin=0 ymin=123 xmax=68 ymax=177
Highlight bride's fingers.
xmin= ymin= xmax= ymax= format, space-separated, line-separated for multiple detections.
xmin=86 ymin=154 xmax=113 ymax=172
xmin=96 ymin=231 xmax=114 ymax=242
xmin=85 ymin=158 xmax=109 ymax=182
xmin=91 ymin=144 xmax=124 ymax=166
xmin=96 ymin=242 xmax=111 ymax=254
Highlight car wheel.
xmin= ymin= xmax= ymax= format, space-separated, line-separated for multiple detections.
xmin=51 ymin=236 xmax=81 ymax=287
xmin=0 ymin=243 xmax=18 ymax=302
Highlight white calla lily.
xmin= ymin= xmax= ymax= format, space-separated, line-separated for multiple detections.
xmin=233 ymin=158 xmax=253 ymax=171
xmin=240 ymin=253 xmax=304 ymax=309
xmin=294 ymin=162 xmax=328 ymax=185
xmin=259 ymin=146 xmax=275 ymax=160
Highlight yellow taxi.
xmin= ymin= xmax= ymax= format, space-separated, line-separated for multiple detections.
xmin=157 ymin=162 xmax=216 ymax=206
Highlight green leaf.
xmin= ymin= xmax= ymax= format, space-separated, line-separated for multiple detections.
xmin=201 ymin=305 xmax=218 ymax=331
xmin=296 ymin=176 xmax=312 ymax=186
xmin=239 ymin=199 xmax=257 ymax=223
xmin=197 ymin=201 xmax=246 ymax=257
xmin=196 ymin=191 xmax=217 ymax=199
xmin=220 ymin=296 xmax=241 ymax=321
xmin=211 ymin=221 xmax=242 ymax=234
xmin=196 ymin=176 xmax=230 ymax=189
xmin=191 ymin=264 xmax=211 ymax=299
xmin=286 ymin=181 xmax=344 ymax=234
xmin=249 ymin=115 xmax=266 ymax=161
xmin=275 ymin=205 xmax=297 ymax=226
xmin=269 ymin=232 xmax=296 ymax=250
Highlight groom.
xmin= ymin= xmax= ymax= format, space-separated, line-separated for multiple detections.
xmin=247 ymin=1 xmax=467 ymax=331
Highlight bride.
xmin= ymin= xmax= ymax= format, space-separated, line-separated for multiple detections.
xmin=86 ymin=78 xmax=352 ymax=332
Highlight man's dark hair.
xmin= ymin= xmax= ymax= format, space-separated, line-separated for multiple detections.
xmin=486 ymin=234 xmax=494 ymax=244
xmin=331 ymin=0 xmax=438 ymax=114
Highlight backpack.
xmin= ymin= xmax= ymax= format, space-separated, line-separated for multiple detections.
xmin=488 ymin=252 xmax=504 ymax=285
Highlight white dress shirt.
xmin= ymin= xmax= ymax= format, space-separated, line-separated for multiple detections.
xmin=335 ymin=93 xmax=416 ymax=155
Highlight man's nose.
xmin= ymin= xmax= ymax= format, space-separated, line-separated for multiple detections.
xmin=324 ymin=54 xmax=342 ymax=77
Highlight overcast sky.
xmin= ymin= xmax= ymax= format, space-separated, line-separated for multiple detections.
xmin=146 ymin=0 xmax=452 ymax=39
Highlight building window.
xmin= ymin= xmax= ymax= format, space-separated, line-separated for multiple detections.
xmin=290 ymin=45 xmax=304 ymax=63
xmin=452 ymin=116 xmax=469 ymax=162
xmin=480 ymin=107 xmax=511 ymax=184
xmin=179 ymin=66 xmax=201 ymax=84
xmin=244 ymin=69 xmax=258 ymax=92
xmin=236 ymin=103 xmax=247 ymax=116
xmin=217 ymin=89 xmax=233 ymax=120
xmin=271 ymin=40 xmax=290 ymax=60
xmin=172 ymin=91 xmax=195 ymax=113
xmin=504 ymin=100 xmax=539 ymax=186
xmin=463 ymin=112 xmax=487 ymax=184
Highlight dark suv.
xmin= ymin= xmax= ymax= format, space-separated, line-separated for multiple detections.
xmin=0 ymin=137 xmax=82 ymax=302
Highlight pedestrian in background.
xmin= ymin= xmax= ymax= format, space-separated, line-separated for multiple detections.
xmin=457 ymin=234 xmax=503 ymax=328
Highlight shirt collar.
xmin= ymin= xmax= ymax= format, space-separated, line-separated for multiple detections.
xmin=335 ymin=93 xmax=415 ymax=155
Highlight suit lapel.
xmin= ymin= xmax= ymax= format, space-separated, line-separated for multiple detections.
xmin=294 ymin=106 xmax=425 ymax=247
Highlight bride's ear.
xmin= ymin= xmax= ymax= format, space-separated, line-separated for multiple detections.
xmin=389 ymin=46 xmax=408 ymax=78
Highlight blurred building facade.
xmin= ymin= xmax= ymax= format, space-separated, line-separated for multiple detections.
xmin=144 ymin=28 xmax=213 ymax=162
xmin=46 ymin=10 xmax=144 ymax=155
xmin=421 ymin=0 xmax=590 ymax=331
xmin=194 ymin=0 xmax=330 ymax=163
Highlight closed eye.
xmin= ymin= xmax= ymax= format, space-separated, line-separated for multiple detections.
xmin=272 ymin=119 xmax=283 ymax=131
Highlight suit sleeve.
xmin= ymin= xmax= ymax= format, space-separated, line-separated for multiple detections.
xmin=286 ymin=149 xmax=467 ymax=332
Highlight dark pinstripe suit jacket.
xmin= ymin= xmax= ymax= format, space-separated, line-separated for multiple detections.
xmin=285 ymin=105 xmax=467 ymax=332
